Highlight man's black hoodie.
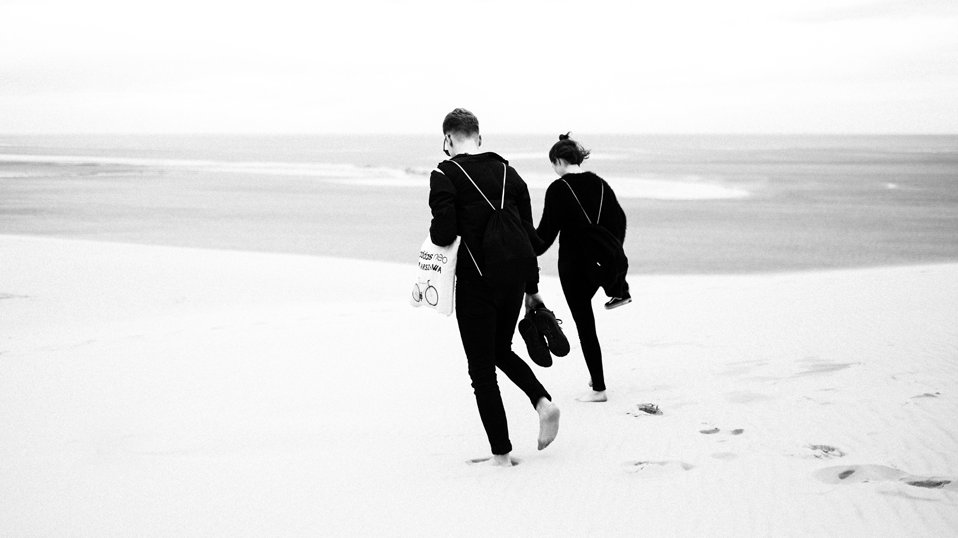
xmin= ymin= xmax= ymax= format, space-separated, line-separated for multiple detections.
xmin=428 ymin=152 xmax=540 ymax=293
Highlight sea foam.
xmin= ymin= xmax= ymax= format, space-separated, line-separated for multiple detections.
xmin=0 ymin=153 xmax=416 ymax=182
xmin=522 ymin=173 xmax=750 ymax=200
xmin=0 ymin=153 xmax=748 ymax=199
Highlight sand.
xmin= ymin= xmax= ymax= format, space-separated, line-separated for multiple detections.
xmin=1 ymin=234 xmax=956 ymax=536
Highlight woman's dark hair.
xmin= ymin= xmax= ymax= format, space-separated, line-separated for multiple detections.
xmin=548 ymin=132 xmax=591 ymax=165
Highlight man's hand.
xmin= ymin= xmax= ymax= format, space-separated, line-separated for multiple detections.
xmin=525 ymin=292 xmax=544 ymax=313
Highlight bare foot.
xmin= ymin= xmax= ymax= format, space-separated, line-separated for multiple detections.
xmin=469 ymin=454 xmax=519 ymax=467
xmin=536 ymin=398 xmax=560 ymax=450
xmin=576 ymin=390 xmax=608 ymax=402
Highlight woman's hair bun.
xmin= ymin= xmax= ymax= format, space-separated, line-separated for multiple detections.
xmin=548 ymin=132 xmax=590 ymax=165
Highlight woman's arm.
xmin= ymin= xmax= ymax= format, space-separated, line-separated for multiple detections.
xmin=515 ymin=169 xmax=545 ymax=253
xmin=534 ymin=182 xmax=562 ymax=255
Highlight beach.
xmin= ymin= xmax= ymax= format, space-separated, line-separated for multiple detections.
xmin=2 ymin=234 xmax=956 ymax=536
xmin=4 ymin=0 xmax=958 ymax=528
xmin=2 ymin=134 xmax=958 ymax=535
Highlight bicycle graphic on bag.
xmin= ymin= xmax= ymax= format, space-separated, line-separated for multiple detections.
xmin=411 ymin=280 xmax=440 ymax=306
xmin=410 ymin=235 xmax=459 ymax=316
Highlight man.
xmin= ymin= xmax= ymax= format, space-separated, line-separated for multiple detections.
xmin=429 ymin=108 xmax=560 ymax=467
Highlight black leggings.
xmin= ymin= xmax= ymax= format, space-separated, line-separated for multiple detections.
xmin=456 ymin=278 xmax=552 ymax=455
xmin=559 ymin=262 xmax=606 ymax=392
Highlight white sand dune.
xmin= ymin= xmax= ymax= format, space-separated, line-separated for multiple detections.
xmin=1 ymin=235 xmax=956 ymax=536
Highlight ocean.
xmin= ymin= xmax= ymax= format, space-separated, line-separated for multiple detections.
xmin=2 ymin=134 xmax=957 ymax=275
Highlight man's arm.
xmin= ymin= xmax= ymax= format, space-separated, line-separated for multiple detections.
xmin=511 ymin=167 xmax=540 ymax=295
xmin=428 ymin=168 xmax=458 ymax=246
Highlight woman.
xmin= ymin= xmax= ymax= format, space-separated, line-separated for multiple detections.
xmin=528 ymin=133 xmax=631 ymax=402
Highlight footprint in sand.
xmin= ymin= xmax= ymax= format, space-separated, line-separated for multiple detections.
xmin=719 ymin=359 xmax=769 ymax=377
xmin=906 ymin=479 xmax=953 ymax=489
xmin=699 ymin=427 xmax=744 ymax=436
xmin=795 ymin=358 xmax=857 ymax=377
xmin=807 ymin=444 xmax=846 ymax=459
xmin=467 ymin=457 xmax=521 ymax=467
xmin=724 ymin=391 xmax=772 ymax=404
xmin=815 ymin=465 xmax=955 ymax=490
xmin=625 ymin=460 xmax=694 ymax=474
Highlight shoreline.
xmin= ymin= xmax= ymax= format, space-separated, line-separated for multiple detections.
xmin=5 ymin=231 xmax=958 ymax=278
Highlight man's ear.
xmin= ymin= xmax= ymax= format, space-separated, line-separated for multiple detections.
xmin=477 ymin=134 xmax=482 ymax=147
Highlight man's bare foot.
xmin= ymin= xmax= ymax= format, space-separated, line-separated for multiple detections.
xmin=469 ymin=454 xmax=519 ymax=467
xmin=576 ymin=390 xmax=608 ymax=402
xmin=536 ymin=398 xmax=560 ymax=450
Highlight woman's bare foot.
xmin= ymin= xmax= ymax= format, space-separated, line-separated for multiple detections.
xmin=535 ymin=398 xmax=560 ymax=450
xmin=576 ymin=390 xmax=608 ymax=402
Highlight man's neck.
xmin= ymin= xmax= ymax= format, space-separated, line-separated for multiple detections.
xmin=452 ymin=138 xmax=481 ymax=157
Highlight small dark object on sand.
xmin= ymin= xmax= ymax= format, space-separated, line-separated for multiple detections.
xmin=838 ymin=469 xmax=855 ymax=480
xmin=699 ymin=427 xmax=720 ymax=435
xmin=636 ymin=403 xmax=662 ymax=415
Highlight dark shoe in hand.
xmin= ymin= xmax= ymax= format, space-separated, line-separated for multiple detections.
xmin=518 ymin=316 xmax=552 ymax=367
xmin=533 ymin=307 xmax=570 ymax=357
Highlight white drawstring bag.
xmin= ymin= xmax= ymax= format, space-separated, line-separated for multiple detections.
xmin=410 ymin=236 xmax=460 ymax=316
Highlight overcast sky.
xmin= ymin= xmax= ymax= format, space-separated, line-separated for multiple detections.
xmin=1 ymin=0 xmax=956 ymax=134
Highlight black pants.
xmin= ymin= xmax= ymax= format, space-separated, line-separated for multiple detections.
xmin=602 ymin=263 xmax=631 ymax=300
xmin=456 ymin=278 xmax=551 ymax=455
xmin=559 ymin=262 xmax=607 ymax=392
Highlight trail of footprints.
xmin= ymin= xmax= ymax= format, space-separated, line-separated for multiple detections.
xmin=464 ymin=399 xmax=955 ymax=488
xmin=622 ymin=404 xmax=955 ymax=489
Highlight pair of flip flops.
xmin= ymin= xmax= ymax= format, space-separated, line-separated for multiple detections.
xmin=518 ymin=305 xmax=570 ymax=367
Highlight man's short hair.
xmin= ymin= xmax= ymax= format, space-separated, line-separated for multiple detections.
xmin=442 ymin=108 xmax=480 ymax=137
